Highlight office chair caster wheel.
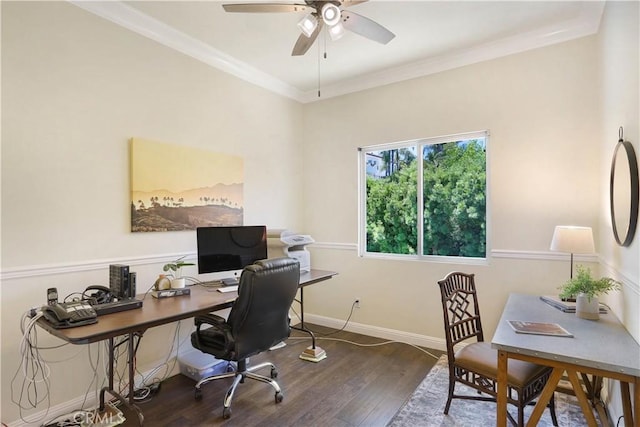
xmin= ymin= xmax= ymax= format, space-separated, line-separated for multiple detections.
xmin=194 ymin=388 xmax=202 ymax=400
xmin=223 ymin=407 xmax=232 ymax=419
xmin=270 ymin=367 xmax=278 ymax=379
xmin=275 ymin=391 xmax=284 ymax=403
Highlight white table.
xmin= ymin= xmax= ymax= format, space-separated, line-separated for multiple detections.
xmin=492 ymin=293 xmax=640 ymax=427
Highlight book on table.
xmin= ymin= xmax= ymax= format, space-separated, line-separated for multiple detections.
xmin=507 ymin=320 xmax=574 ymax=337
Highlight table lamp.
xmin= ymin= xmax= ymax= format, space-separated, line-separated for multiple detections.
xmin=550 ymin=225 xmax=595 ymax=279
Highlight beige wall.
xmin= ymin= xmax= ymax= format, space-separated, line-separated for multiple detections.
xmin=302 ymin=35 xmax=602 ymax=336
xmin=1 ymin=2 xmax=303 ymax=423
xmin=596 ymin=0 xmax=640 ymax=333
xmin=1 ymin=1 xmax=638 ymax=425
xmin=595 ymin=0 xmax=639 ymax=419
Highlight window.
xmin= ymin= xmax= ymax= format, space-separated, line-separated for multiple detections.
xmin=359 ymin=131 xmax=488 ymax=261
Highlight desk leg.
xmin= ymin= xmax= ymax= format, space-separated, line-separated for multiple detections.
xmin=98 ymin=333 xmax=145 ymax=425
xmin=497 ymin=350 xmax=508 ymax=427
xmin=634 ymin=377 xmax=640 ymax=427
xmin=527 ymin=368 xmax=563 ymax=427
xmin=566 ymin=369 xmax=598 ymax=427
xmin=128 ymin=332 xmax=135 ymax=407
xmin=299 ymin=287 xmax=305 ymax=328
xmin=620 ymin=379 xmax=639 ymax=427
xmin=99 ymin=337 xmax=116 ymax=411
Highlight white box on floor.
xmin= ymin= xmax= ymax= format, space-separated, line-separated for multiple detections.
xmin=178 ymin=350 xmax=234 ymax=382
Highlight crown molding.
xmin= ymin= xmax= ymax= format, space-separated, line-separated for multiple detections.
xmin=69 ymin=0 xmax=307 ymax=102
xmin=63 ymin=1 xmax=605 ymax=103
xmin=299 ymin=1 xmax=605 ymax=102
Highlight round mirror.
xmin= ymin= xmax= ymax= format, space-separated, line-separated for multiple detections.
xmin=609 ymin=138 xmax=639 ymax=246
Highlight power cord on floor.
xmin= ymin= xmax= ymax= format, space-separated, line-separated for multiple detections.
xmin=289 ymin=300 xmax=356 ymax=338
xmin=133 ymin=380 xmax=162 ymax=402
xmin=289 ymin=300 xmax=441 ymax=360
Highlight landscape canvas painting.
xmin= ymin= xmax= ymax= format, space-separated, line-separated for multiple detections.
xmin=130 ymin=138 xmax=243 ymax=232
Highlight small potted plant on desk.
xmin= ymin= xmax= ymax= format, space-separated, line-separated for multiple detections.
xmin=558 ymin=265 xmax=620 ymax=320
xmin=162 ymin=256 xmax=195 ymax=289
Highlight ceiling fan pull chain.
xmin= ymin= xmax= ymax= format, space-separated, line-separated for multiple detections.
xmin=317 ymin=37 xmax=322 ymax=97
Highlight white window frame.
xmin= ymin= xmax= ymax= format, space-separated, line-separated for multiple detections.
xmin=358 ymin=130 xmax=491 ymax=265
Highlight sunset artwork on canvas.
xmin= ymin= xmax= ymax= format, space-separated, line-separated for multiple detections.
xmin=130 ymin=138 xmax=243 ymax=232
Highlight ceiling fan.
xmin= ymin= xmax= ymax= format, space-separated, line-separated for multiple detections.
xmin=222 ymin=1 xmax=395 ymax=56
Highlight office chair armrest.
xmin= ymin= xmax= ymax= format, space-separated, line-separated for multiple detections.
xmin=193 ymin=313 xmax=234 ymax=355
xmin=194 ymin=313 xmax=226 ymax=328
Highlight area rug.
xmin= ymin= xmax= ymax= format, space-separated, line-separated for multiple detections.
xmin=388 ymin=355 xmax=589 ymax=426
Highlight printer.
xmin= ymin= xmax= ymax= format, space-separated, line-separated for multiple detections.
xmin=267 ymin=229 xmax=315 ymax=272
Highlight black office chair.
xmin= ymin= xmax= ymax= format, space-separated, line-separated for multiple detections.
xmin=437 ymin=272 xmax=558 ymax=426
xmin=190 ymin=257 xmax=300 ymax=419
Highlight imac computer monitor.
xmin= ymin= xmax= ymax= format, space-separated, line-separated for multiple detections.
xmin=196 ymin=225 xmax=267 ymax=275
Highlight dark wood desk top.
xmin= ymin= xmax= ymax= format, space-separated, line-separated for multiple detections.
xmin=299 ymin=269 xmax=337 ymax=287
xmin=38 ymin=269 xmax=337 ymax=344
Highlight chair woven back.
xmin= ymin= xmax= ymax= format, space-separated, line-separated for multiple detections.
xmin=437 ymin=272 xmax=484 ymax=354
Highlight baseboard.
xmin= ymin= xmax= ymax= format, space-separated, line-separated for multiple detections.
xmin=300 ymin=313 xmax=447 ymax=352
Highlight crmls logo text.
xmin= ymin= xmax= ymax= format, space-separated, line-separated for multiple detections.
xmin=73 ymin=411 xmax=125 ymax=425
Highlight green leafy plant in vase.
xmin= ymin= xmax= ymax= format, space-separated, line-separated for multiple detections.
xmin=558 ymin=265 xmax=620 ymax=320
xmin=162 ymin=256 xmax=195 ymax=289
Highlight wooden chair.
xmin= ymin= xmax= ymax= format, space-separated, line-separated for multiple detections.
xmin=437 ymin=272 xmax=558 ymax=426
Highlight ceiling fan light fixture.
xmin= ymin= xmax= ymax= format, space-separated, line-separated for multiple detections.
xmin=328 ymin=22 xmax=345 ymax=41
xmin=297 ymin=13 xmax=318 ymax=38
xmin=321 ymin=3 xmax=341 ymax=27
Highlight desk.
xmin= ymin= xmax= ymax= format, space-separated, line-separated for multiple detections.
xmin=37 ymin=268 xmax=336 ymax=425
xmin=492 ymin=294 xmax=640 ymax=427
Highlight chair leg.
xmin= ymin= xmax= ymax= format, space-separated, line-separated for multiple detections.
xmin=246 ymin=361 xmax=276 ymax=375
xmin=518 ymin=404 xmax=524 ymax=427
xmin=245 ymin=371 xmax=281 ymax=394
xmin=443 ymin=374 xmax=455 ymax=415
xmin=195 ymin=370 xmax=236 ymax=391
xmin=223 ymin=374 xmax=244 ymax=409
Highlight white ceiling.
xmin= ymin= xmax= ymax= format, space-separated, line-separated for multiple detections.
xmin=71 ymin=1 xmax=605 ymax=103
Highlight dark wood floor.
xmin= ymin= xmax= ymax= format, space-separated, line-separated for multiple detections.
xmin=118 ymin=324 xmax=443 ymax=427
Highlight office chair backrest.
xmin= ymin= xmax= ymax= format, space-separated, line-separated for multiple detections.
xmin=437 ymin=272 xmax=485 ymax=353
xmin=227 ymin=257 xmax=300 ymax=360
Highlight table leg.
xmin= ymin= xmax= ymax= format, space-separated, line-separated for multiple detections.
xmin=526 ymin=367 xmax=564 ymax=427
xmin=634 ymin=377 xmax=640 ymax=427
xmin=128 ymin=333 xmax=135 ymax=406
xmin=620 ymin=379 xmax=639 ymax=427
xmin=566 ymin=369 xmax=598 ymax=427
xmin=497 ymin=350 xmax=508 ymax=427
xmin=299 ymin=287 xmax=305 ymax=328
xmin=98 ymin=334 xmax=145 ymax=425
xmin=99 ymin=337 xmax=116 ymax=411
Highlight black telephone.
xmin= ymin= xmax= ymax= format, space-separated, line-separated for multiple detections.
xmin=41 ymin=301 xmax=98 ymax=329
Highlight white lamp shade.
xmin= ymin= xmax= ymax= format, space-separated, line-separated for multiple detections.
xmin=328 ymin=22 xmax=345 ymax=41
xmin=550 ymin=226 xmax=595 ymax=254
xmin=297 ymin=14 xmax=318 ymax=38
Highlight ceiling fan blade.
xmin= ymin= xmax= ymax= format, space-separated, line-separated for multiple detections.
xmin=341 ymin=10 xmax=395 ymax=44
xmin=338 ymin=0 xmax=369 ymax=6
xmin=292 ymin=20 xmax=323 ymax=56
xmin=222 ymin=3 xmax=309 ymax=13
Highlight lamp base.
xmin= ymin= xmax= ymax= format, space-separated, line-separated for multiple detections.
xmin=299 ymin=346 xmax=327 ymax=363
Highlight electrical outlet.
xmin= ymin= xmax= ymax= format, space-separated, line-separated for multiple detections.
xmin=355 ymin=298 xmax=361 ymax=308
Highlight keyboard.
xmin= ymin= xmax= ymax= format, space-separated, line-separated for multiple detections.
xmin=217 ymin=285 xmax=238 ymax=293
